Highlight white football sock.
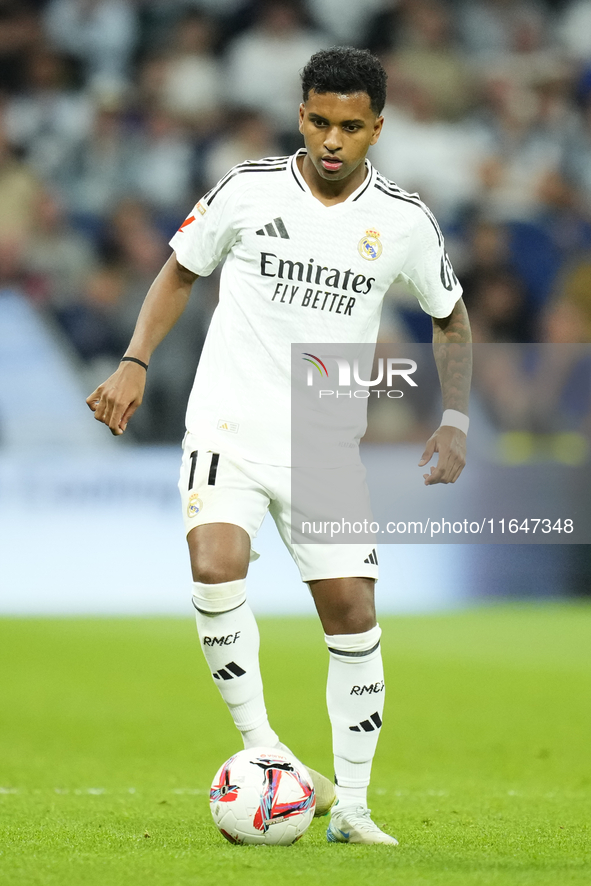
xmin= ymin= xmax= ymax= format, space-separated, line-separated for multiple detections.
xmin=193 ymin=579 xmax=278 ymax=749
xmin=325 ymin=624 xmax=384 ymax=809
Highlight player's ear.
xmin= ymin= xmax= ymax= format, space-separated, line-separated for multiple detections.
xmin=298 ymin=103 xmax=305 ymax=133
xmin=370 ymin=115 xmax=384 ymax=146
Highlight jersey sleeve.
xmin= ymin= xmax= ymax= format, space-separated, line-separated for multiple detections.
xmin=396 ymin=205 xmax=462 ymax=318
xmin=169 ymin=177 xmax=241 ymax=277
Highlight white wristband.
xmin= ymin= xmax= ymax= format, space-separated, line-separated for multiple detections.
xmin=441 ymin=409 xmax=469 ymax=435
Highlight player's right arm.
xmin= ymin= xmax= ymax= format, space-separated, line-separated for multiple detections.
xmin=89 ymin=169 xmax=241 ymax=435
xmin=86 ymin=253 xmax=198 ymax=436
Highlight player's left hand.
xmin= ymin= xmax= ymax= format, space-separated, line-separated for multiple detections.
xmin=418 ymin=426 xmax=466 ymax=485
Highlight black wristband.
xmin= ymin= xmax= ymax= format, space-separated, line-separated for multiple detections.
xmin=121 ymin=356 xmax=149 ymax=371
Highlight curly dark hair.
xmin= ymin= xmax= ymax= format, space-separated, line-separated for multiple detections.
xmin=301 ymin=47 xmax=387 ymax=116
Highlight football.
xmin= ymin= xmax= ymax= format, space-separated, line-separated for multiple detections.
xmin=209 ymin=746 xmax=316 ymax=845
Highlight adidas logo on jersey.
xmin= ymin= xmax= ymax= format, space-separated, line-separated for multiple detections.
xmin=349 ymin=711 xmax=382 ymax=733
xmin=364 ymin=549 xmax=378 ymax=565
xmin=212 ymin=661 xmax=246 ymax=680
xmin=256 ymin=217 xmax=290 ymax=239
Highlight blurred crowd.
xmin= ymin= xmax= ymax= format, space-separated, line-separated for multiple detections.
xmin=2 ymin=0 xmax=591 ymax=441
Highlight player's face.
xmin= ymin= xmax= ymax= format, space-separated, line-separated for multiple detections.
xmin=299 ymin=90 xmax=383 ymax=184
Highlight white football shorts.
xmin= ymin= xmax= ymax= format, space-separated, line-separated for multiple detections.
xmin=178 ymin=432 xmax=379 ymax=583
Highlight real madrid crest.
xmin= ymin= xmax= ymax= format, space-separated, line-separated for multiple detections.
xmin=187 ymin=492 xmax=203 ymax=518
xmin=358 ymin=229 xmax=383 ymax=261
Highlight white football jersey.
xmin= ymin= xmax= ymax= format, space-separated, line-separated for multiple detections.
xmin=169 ymin=149 xmax=462 ymax=465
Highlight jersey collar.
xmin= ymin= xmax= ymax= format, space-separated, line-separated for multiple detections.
xmin=290 ymin=149 xmax=375 ymax=207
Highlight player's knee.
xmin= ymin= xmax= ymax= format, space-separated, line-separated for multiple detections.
xmin=309 ymin=577 xmax=376 ymax=634
xmin=315 ymin=585 xmax=376 ymax=634
xmin=192 ymin=560 xmax=243 ymax=585
xmin=190 ymin=544 xmax=248 ymax=585
xmin=187 ymin=525 xmax=250 ymax=584
xmin=192 ymin=578 xmax=247 ymax=614
xmin=331 ymin=598 xmax=376 ymax=634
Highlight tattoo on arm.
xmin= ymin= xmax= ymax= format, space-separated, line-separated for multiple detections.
xmin=432 ymin=297 xmax=472 ymax=414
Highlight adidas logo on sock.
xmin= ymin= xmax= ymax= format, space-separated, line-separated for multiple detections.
xmin=349 ymin=711 xmax=382 ymax=732
xmin=212 ymin=661 xmax=246 ymax=680
xmin=255 ymin=217 xmax=290 ymax=239
xmin=364 ymin=548 xmax=378 ymax=565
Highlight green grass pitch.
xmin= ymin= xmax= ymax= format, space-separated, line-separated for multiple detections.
xmin=1 ymin=604 xmax=590 ymax=886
